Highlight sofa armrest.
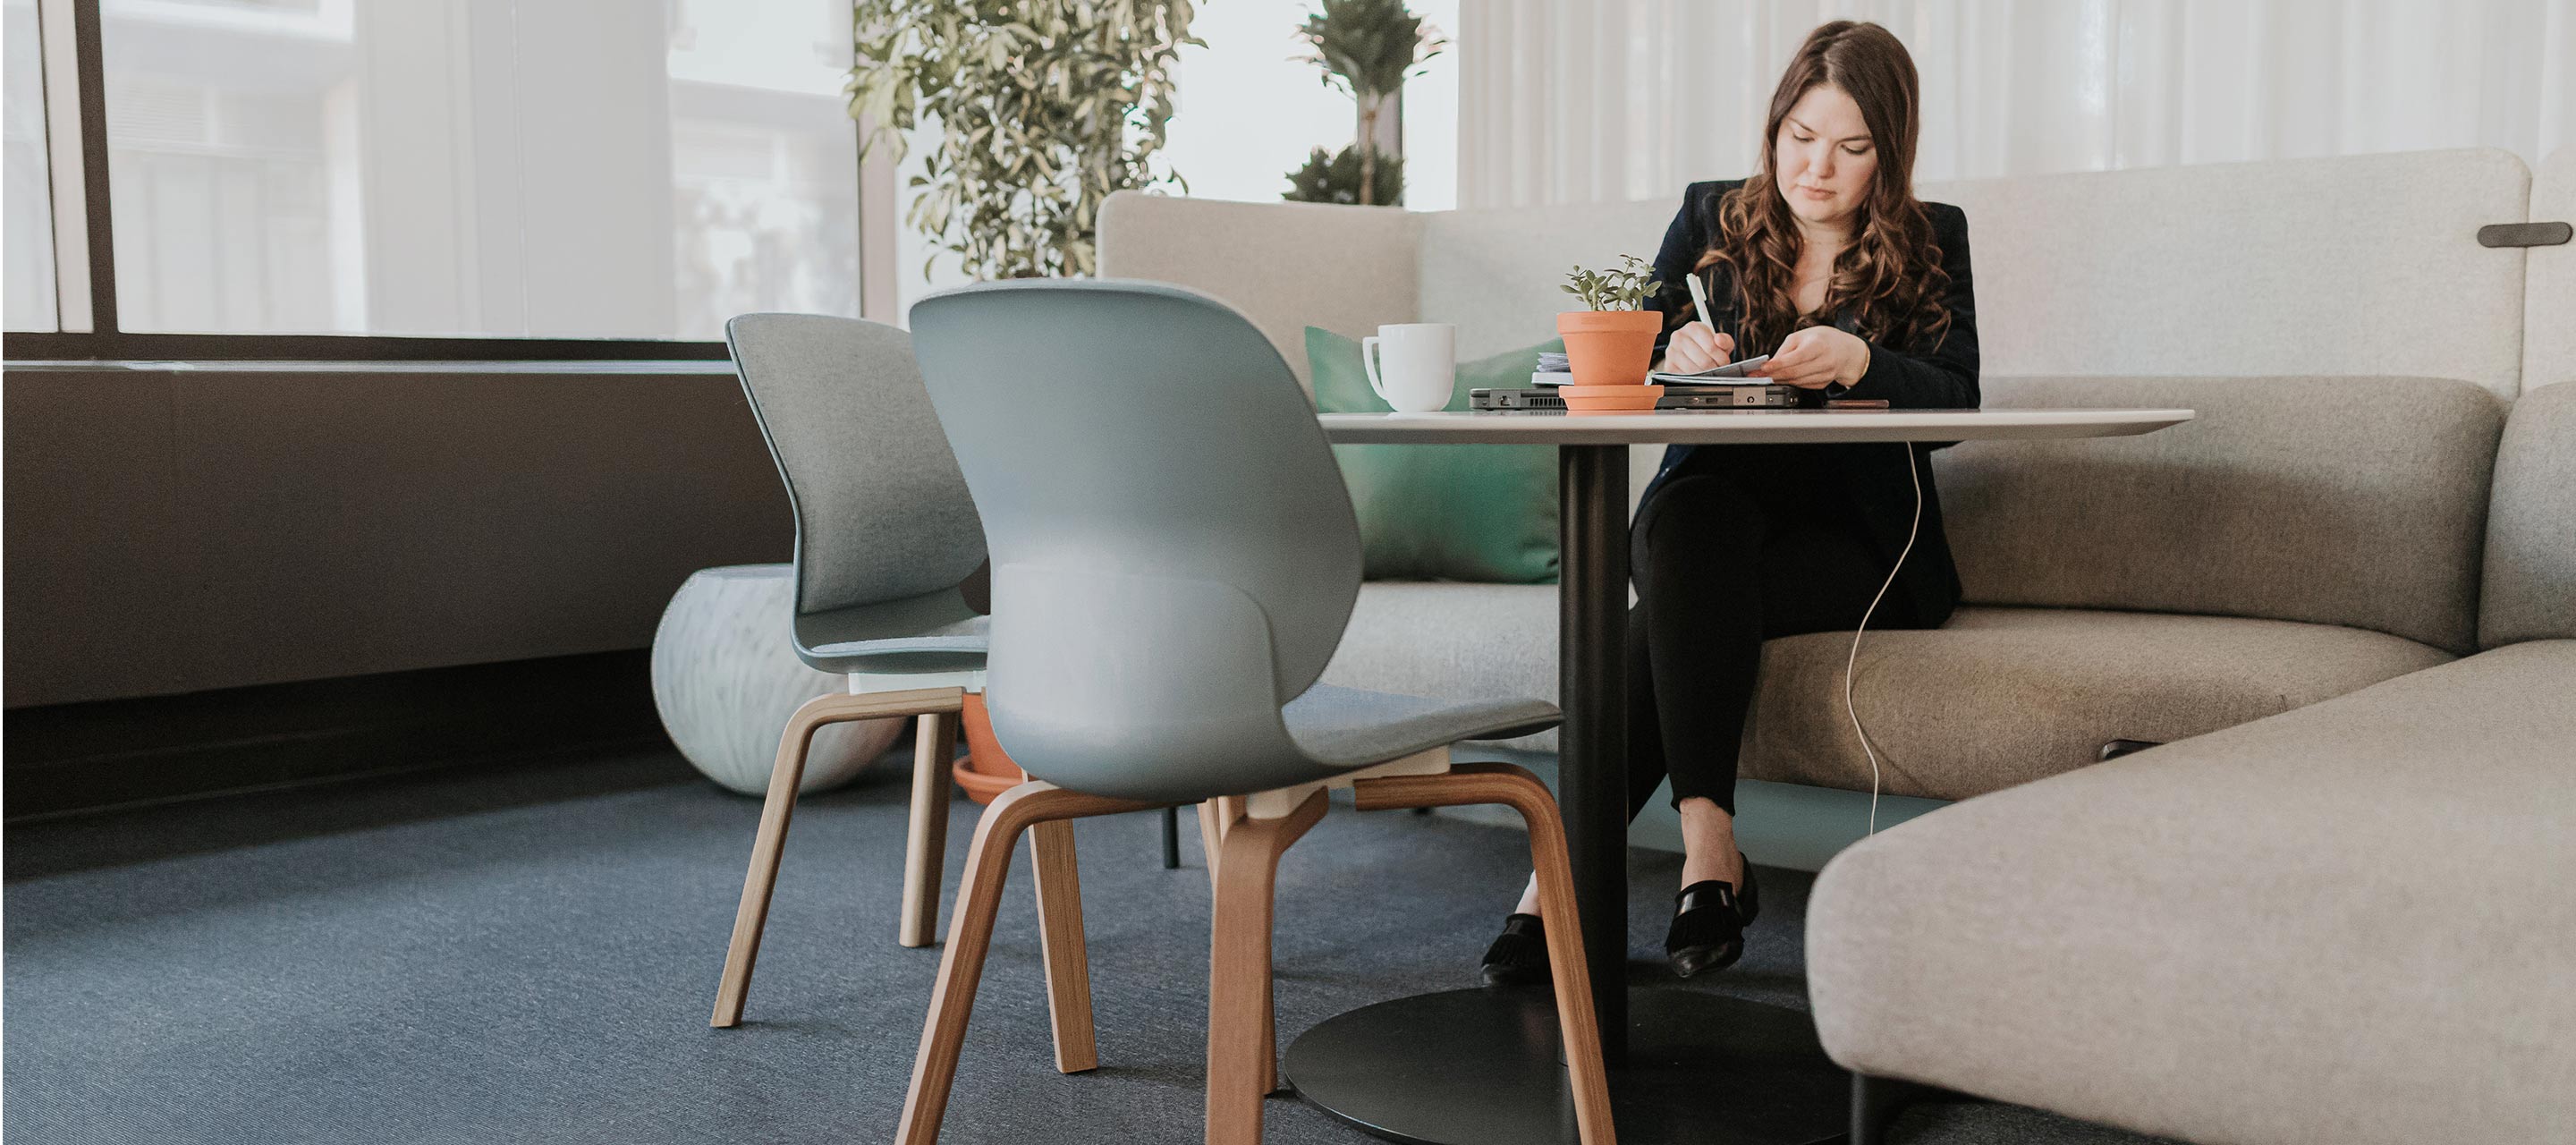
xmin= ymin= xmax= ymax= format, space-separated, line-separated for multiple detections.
xmin=1098 ymin=191 xmax=1421 ymax=388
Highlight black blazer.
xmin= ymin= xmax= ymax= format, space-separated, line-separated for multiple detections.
xmin=1637 ymin=179 xmax=1981 ymax=626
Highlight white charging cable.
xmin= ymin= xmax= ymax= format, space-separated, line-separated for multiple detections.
xmin=1847 ymin=442 xmax=1923 ymax=835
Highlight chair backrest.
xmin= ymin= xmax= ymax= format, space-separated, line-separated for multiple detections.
xmin=907 ymin=280 xmax=1364 ymax=800
xmin=724 ymin=313 xmax=986 ymax=660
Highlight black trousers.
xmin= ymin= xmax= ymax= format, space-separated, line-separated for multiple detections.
xmin=1624 ymin=446 xmax=1934 ymax=819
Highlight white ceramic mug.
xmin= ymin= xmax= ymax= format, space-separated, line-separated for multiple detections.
xmin=1361 ymin=323 xmax=1457 ymax=413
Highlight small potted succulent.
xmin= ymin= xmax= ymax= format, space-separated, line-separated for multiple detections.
xmin=1558 ymin=255 xmax=1664 ymax=389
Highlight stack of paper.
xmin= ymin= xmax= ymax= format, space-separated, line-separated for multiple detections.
xmin=1533 ymin=351 xmax=1572 ymax=386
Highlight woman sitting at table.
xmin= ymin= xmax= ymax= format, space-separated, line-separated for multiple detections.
xmin=1482 ymin=19 xmax=1979 ymax=985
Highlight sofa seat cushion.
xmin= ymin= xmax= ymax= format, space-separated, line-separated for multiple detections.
xmin=1805 ymin=639 xmax=2576 ymax=1145
xmin=1744 ymin=606 xmax=2454 ymax=801
xmin=1321 ymin=581 xmax=1560 ymax=751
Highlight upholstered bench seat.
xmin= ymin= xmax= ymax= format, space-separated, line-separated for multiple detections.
xmin=1805 ymin=638 xmax=2576 ymax=1145
xmin=1742 ymin=606 xmax=2455 ymax=800
xmin=1326 ymin=377 xmax=2504 ymax=805
xmin=1808 ymin=377 xmax=2576 ymax=1145
xmin=1327 ymin=590 xmax=2459 ymax=801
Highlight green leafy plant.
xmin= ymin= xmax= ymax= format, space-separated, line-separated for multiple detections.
xmin=1562 ymin=256 xmax=1662 ymax=312
xmin=846 ymin=1 xmax=1202 ymax=280
xmin=1283 ymin=143 xmax=1406 ymax=206
xmin=1294 ymin=0 xmax=1443 ymax=206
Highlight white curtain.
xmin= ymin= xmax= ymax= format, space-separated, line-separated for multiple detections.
xmin=1456 ymin=0 xmax=2576 ymax=208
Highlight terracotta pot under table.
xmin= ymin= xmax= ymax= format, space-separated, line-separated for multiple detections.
xmin=953 ymin=693 xmax=1027 ymax=804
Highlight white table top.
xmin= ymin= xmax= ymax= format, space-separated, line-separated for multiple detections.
xmin=1318 ymin=407 xmax=2196 ymax=445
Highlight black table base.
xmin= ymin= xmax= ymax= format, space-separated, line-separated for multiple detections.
xmin=1279 ymin=444 xmax=1844 ymax=1142
xmin=1284 ymin=985 xmax=1846 ymax=1144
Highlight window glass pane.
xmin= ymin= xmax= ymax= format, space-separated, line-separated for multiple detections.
xmin=4 ymin=0 xmax=58 ymax=332
xmin=1155 ymin=0 xmax=1458 ymax=211
xmin=666 ymin=0 xmax=860 ymax=338
xmin=100 ymin=0 xmax=858 ymax=340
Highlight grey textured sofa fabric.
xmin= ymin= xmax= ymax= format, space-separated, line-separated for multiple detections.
xmin=1938 ymin=377 xmax=2506 ymax=654
xmin=1740 ymin=606 xmax=2454 ymax=801
xmin=1805 ymin=638 xmax=2576 ymax=1145
xmin=1321 ymin=581 xmax=1559 ymax=751
xmin=2479 ymin=381 xmax=2576 ymax=647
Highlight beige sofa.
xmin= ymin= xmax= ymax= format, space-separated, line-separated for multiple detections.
xmin=1099 ymin=144 xmax=2573 ymax=1142
xmin=1099 ymin=146 xmax=2544 ymax=799
xmin=1809 ymin=380 xmax=2575 ymax=1145
xmin=1802 ymin=154 xmax=2576 ymax=1144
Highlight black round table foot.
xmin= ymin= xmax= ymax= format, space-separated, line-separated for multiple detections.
xmin=1284 ymin=986 xmax=1847 ymax=1145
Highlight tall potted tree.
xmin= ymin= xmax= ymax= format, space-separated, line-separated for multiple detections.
xmin=1283 ymin=143 xmax=1408 ymax=206
xmin=1291 ymin=0 xmax=1443 ymax=207
xmin=846 ymin=1 xmax=1202 ymax=280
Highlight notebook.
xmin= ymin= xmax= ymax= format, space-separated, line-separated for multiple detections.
xmin=1470 ymin=385 xmax=1796 ymax=411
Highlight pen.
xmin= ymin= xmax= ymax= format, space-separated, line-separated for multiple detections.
xmin=1683 ymin=271 xmax=1721 ymax=344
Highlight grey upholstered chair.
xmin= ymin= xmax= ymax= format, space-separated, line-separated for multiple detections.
xmin=709 ymin=315 xmax=1096 ymax=1070
xmin=897 ymin=280 xmax=1616 ymax=1145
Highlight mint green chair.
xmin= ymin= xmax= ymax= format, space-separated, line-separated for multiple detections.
xmin=894 ymin=280 xmax=1616 ymax=1144
xmin=709 ymin=315 xmax=1084 ymax=1057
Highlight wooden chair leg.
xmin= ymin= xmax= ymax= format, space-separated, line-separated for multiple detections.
xmin=715 ymin=689 xmax=961 ymax=1028
xmin=1353 ymin=763 xmax=1619 ymax=1145
xmin=899 ymin=781 xmax=1164 ymax=1145
xmin=1194 ymin=794 xmax=1269 ymax=1091
xmin=1195 ymin=800 xmax=1226 ymax=895
xmin=708 ymin=708 xmax=817 ymax=1028
xmin=900 ymin=710 xmax=960 ymax=948
xmin=1206 ymin=791 xmax=1327 ymax=1145
xmin=1028 ymin=818 xmax=1097 ymax=1073
xmin=713 ymin=691 xmax=938 ymax=1027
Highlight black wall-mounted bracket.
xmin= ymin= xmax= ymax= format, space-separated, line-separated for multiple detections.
xmin=2479 ymin=221 xmax=2573 ymax=248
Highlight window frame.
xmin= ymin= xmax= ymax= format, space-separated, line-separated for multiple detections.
xmin=2 ymin=0 xmax=871 ymax=363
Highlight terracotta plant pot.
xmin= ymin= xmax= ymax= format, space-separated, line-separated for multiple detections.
xmin=952 ymin=693 xmax=1026 ymax=805
xmin=1556 ymin=310 xmax=1661 ymax=386
xmin=1557 ymin=383 xmax=1664 ymax=411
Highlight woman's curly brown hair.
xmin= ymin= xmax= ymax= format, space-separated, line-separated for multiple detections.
xmin=1695 ymin=21 xmax=1952 ymax=358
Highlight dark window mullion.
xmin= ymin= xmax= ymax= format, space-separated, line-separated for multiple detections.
xmin=71 ymin=0 xmax=114 ymax=335
xmin=0 ymin=330 xmax=730 ymax=362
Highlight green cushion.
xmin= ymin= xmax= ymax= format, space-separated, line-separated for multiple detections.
xmin=1306 ymin=327 xmax=1560 ymax=583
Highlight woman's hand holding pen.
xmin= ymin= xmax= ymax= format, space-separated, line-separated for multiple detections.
xmin=1750 ymin=327 xmax=1869 ymax=389
xmin=1662 ymin=323 xmax=1736 ymax=374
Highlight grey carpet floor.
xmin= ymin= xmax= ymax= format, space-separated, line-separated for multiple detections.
xmin=4 ymin=747 xmax=2172 ymax=1145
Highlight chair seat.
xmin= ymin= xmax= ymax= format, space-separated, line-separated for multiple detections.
xmin=1283 ymin=683 xmax=1560 ymax=770
xmin=807 ymin=615 xmax=989 ymax=675
xmin=1321 ymin=582 xmax=1563 ymax=751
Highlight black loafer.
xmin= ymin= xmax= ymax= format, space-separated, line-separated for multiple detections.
xmin=1479 ymin=912 xmax=1553 ymax=988
xmin=1665 ymin=855 xmax=1760 ymax=979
